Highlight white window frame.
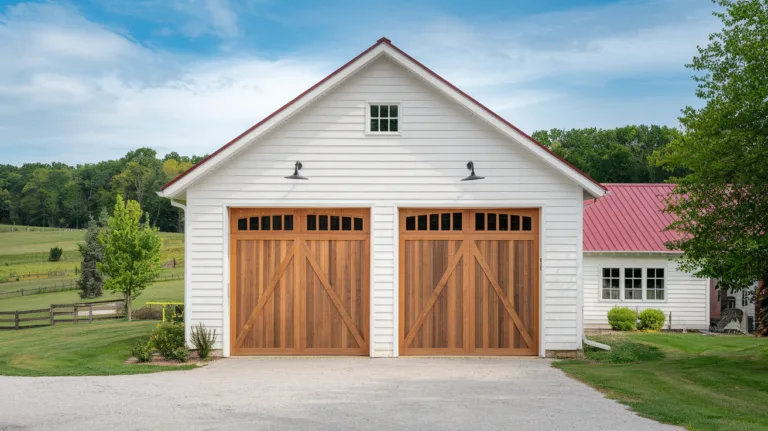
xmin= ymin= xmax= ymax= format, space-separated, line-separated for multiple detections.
xmin=366 ymin=102 xmax=401 ymax=136
xmin=741 ymin=292 xmax=750 ymax=307
xmin=646 ymin=267 xmax=666 ymax=301
xmin=623 ymin=267 xmax=643 ymax=300
xmin=598 ymin=264 xmax=667 ymax=303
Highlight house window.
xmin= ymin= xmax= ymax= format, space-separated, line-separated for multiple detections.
xmin=646 ymin=268 xmax=665 ymax=300
xmin=727 ymin=296 xmax=736 ymax=309
xmin=624 ymin=268 xmax=643 ymax=300
xmin=742 ymin=293 xmax=750 ymax=307
xmin=602 ymin=268 xmax=620 ymax=300
xmin=369 ymin=104 xmax=399 ymax=133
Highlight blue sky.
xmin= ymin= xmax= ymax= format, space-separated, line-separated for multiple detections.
xmin=0 ymin=0 xmax=720 ymax=165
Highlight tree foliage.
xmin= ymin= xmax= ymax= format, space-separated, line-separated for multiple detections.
xmin=98 ymin=196 xmax=162 ymax=320
xmin=655 ymin=0 xmax=768 ymax=335
xmin=77 ymin=217 xmax=105 ymax=299
xmin=532 ymin=125 xmax=683 ymax=183
xmin=0 ymin=149 xmax=203 ymax=231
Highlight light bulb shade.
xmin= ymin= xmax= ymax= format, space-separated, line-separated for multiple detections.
xmin=461 ymin=161 xmax=484 ymax=181
xmin=285 ymin=161 xmax=308 ymax=180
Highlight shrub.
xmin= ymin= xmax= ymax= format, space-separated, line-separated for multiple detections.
xmin=149 ymin=322 xmax=185 ymax=359
xmin=48 ymin=246 xmax=63 ymax=262
xmin=132 ymin=306 xmax=162 ymax=320
xmin=168 ymin=347 xmax=190 ymax=362
xmin=638 ymin=308 xmax=666 ymax=330
xmin=131 ymin=341 xmax=153 ymax=363
xmin=190 ymin=323 xmax=217 ymax=359
xmin=607 ymin=307 xmax=637 ymax=331
xmin=163 ymin=304 xmax=184 ymax=324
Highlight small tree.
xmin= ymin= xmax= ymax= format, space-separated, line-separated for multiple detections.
xmin=48 ymin=246 xmax=63 ymax=262
xmin=77 ymin=217 xmax=104 ymax=299
xmin=98 ymin=195 xmax=162 ymax=320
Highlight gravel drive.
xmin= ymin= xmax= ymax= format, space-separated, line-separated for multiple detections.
xmin=0 ymin=358 xmax=679 ymax=430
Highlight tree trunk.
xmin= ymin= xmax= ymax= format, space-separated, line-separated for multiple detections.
xmin=125 ymin=292 xmax=132 ymax=321
xmin=756 ymin=276 xmax=767 ymax=337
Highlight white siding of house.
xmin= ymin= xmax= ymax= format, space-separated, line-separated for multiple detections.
xmin=183 ymin=56 xmax=586 ymax=356
xmin=584 ymin=254 xmax=709 ymax=330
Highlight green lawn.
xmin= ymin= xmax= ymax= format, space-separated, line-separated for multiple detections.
xmin=556 ymin=333 xmax=768 ymax=431
xmin=0 ymin=320 xmax=194 ymax=376
xmin=0 ymin=279 xmax=183 ymax=311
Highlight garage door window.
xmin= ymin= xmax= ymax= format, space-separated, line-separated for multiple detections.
xmin=405 ymin=212 xmax=463 ymax=231
xmin=307 ymin=214 xmax=364 ymax=231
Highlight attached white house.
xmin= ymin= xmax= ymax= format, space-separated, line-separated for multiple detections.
xmin=582 ymin=184 xmax=710 ymax=330
xmin=159 ymin=37 xmax=606 ymax=358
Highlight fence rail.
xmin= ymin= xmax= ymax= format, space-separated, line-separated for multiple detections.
xmin=3 ymin=259 xmax=183 ymax=283
xmin=0 ymin=299 xmax=126 ymax=330
xmin=0 ymin=274 xmax=183 ymax=299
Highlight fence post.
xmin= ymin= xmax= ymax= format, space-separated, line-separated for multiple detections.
xmin=50 ymin=305 xmax=55 ymax=326
xmin=21 ymin=288 xmax=23 ymax=296
xmin=74 ymin=304 xmax=78 ymax=324
xmin=14 ymin=311 xmax=19 ymax=330
xmin=89 ymin=304 xmax=93 ymax=323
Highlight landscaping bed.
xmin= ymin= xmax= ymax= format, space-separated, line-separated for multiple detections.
xmin=556 ymin=332 xmax=768 ymax=431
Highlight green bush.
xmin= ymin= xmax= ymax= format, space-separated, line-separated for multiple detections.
xmin=132 ymin=306 xmax=162 ymax=320
xmin=48 ymin=246 xmax=63 ymax=262
xmin=131 ymin=341 xmax=153 ymax=363
xmin=149 ymin=323 xmax=185 ymax=359
xmin=638 ymin=308 xmax=666 ymax=330
xmin=190 ymin=323 xmax=217 ymax=359
xmin=163 ymin=304 xmax=184 ymax=324
xmin=168 ymin=347 xmax=190 ymax=362
xmin=607 ymin=307 xmax=638 ymax=331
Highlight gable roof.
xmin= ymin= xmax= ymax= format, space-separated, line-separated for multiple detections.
xmin=159 ymin=37 xmax=606 ymax=199
xmin=583 ymin=184 xmax=681 ymax=253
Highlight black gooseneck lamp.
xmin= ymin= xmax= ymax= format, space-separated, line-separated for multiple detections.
xmin=461 ymin=161 xmax=484 ymax=181
xmin=285 ymin=161 xmax=308 ymax=180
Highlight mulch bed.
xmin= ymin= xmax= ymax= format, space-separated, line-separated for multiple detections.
xmin=124 ymin=352 xmax=222 ymax=366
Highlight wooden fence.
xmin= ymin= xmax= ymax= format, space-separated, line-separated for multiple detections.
xmin=0 ymin=299 xmax=126 ymax=330
xmin=0 ymin=273 xmax=183 ymax=299
xmin=4 ymin=259 xmax=183 ymax=283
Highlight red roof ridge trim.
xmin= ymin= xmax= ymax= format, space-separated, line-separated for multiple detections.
xmin=162 ymin=37 xmax=605 ymax=192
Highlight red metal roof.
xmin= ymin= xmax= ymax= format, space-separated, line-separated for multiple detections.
xmin=583 ymin=184 xmax=681 ymax=252
xmin=161 ymin=37 xmax=604 ymax=193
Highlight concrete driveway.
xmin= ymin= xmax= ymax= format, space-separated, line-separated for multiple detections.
xmin=1 ymin=358 xmax=677 ymax=430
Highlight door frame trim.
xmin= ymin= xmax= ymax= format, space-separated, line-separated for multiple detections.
xmin=394 ymin=203 xmax=547 ymax=358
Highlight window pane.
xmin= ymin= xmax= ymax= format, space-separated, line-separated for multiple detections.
xmin=390 ymin=119 xmax=398 ymax=132
xmin=429 ymin=214 xmax=439 ymax=231
xmin=441 ymin=213 xmax=450 ymax=230
xmin=656 ymin=269 xmax=664 ymax=277
xmin=249 ymin=217 xmax=259 ymax=230
xmin=405 ymin=216 xmax=416 ymax=231
xmin=648 ymin=290 xmax=655 ymax=300
xmin=370 ymin=119 xmax=379 ymax=132
xmin=261 ymin=215 xmax=270 ymax=230
xmin=342 ymin=217 xmax=352 ymax=231
xmin=487 ymin=213 xmax=497 ymax=231
xmin=238 ymin=218 xmax=247 ymax=231
xmin=656 ymin=291 xmax=664 ymax=300
xmin=307 ymin=215 xmax=317 ymax=231
xmin=273 ymin=215 xmax=282 ymax=230
xmin=452 ymin=212 xmax=462 ymax=231
xmin=417 ymin=215 xmax=427 ymax=231
xmin=603 ymin=268 xmax=611 ymax=278
xmin=390 ymin=105 xmax=398 ymax=117
xmin=647 ymin=268 xmax=655 ymax=277
xmin=611 ymin=268 xmax=619 ymax=278
xmin=331 ymin=216 xmax=340 ymax=231
xmin=634 ymin=268 xmax=642 ymax=278
xmin=380 ymin=120 xmax=389 ymax=132
xmin=603 ymin=290 xmax=610 ymax=300
xmin=380 ymin=105 xmax=388 ymax=117
xmin=475 ymin=212 xmax=485 ymax=231
xmin=499 ymin=214 xmax=508 ymax=231
xmin=511 ymin=215 xmax=520 ymax=231
xmin=370 ymin=105 xmax=378 ymax=117
xmin=522 ymin=216 xmax=532 ymax=231
xmin=611 ymin=279 xmax=619 ymax=288
xmin=354 ymin=217 xmax=364 ymax=231
xmin=319 ymin=215 xmax=328 ymax=230
xmin=284 ymin=215 xmax=293 ymax=231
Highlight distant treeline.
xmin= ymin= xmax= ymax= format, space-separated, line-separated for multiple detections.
xmin=0 ymin=148 xmax=204 ymax=232
xmin=0 ymin=125 xmax=680 ymax=232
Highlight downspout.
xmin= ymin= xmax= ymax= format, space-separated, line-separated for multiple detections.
xmin=583 ymin=332 xmax=610 ymax=351
xmin=169 ymin=198 xmax=189 ymax=347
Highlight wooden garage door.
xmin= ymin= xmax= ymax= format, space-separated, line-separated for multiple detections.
xmin=399 ymin=209 xmax=539 ymax=356
xmin=230 ymin=209 xmax=369 ymax=356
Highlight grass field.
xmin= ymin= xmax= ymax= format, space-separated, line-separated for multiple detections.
xmin=0 ymin=320 xmax=195 ymax=376
xmin=0 ymin=224 xmax=184 ymax=300
xmin=0 ymin=278 xmax=183 ymax=311
xmin=556 ymin=333 xmax=768 ymax=431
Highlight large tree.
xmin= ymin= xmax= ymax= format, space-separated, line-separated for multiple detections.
xmin=98 ymin=195 xmax=162 ymax=320
xmin=655 ymin=0 xmax=768 ymax=335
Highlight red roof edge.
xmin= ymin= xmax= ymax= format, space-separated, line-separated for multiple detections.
xmin=161 ymin=37 xmax=606 ymax=193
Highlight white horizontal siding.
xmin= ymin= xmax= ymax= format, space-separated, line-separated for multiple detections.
xmin=184 ymin=56 xmax=586 ymax=355
xmin=583 ymin=254 xmax=709 ymax=330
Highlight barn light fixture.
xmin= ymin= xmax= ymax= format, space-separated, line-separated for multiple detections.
xmin=285 ymin=161 xmax=308 ymax=180
xmin=461 ymin=161 xmax=484 ymax=181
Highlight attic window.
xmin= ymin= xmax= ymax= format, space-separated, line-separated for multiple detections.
xmin=368 ymin=104 xmax=399 ymax=134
